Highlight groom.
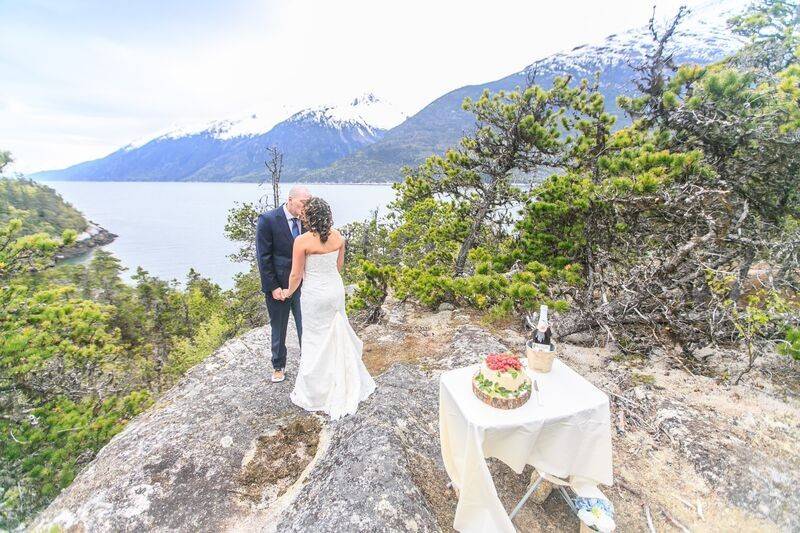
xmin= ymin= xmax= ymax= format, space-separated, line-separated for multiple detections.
xmin=255 ymin=185 xmax=312 ymax=383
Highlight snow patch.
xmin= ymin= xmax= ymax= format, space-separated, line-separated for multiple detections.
xmin=289 ymin=93 xmax=408 ymax=132
xmin=122 ymin=108 xmax=292 ymax=150
xmin=520 ymin=0 xmax=749 ymax=77
xmin=120 ymin=94 xmax=405 ymax=151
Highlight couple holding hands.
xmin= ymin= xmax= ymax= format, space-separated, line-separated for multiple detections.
xmin=255 ymin=185 xmax=375 ymax=420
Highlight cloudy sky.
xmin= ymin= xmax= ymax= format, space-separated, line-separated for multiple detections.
xmin=1 ymin=0 xmax=716 ymax=174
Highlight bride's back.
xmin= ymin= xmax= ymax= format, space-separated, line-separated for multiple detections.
xmin=301 ymin=227 xmax=343 ymax=279
xmin=304 ymin=249 xmax=340 ymax=276
xmin=302 ymin=248 xmax=345 ymax=314
xmin=303 ymin=228 xmax=344 ymax=256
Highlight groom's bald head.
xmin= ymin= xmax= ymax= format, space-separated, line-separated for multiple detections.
xmin=286 ymin=185 xmax=312 ymax=217
xmin=288 ymin=185 xmax=311 ymax=201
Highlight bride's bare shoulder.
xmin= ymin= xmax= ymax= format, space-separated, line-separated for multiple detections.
xmin=294 ymin=232 xmax=313 ymax=249
xmin=331 ymin=229 xmax=345 ymax=246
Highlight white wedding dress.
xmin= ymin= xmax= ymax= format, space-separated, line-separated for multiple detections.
xmin=290 ymin=250 xmax=376 ymax=420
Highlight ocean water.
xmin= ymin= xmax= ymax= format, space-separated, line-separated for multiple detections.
xmin=44 ymin=181 xmax=396 ymax=289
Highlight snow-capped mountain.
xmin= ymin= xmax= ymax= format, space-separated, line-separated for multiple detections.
xmin=122 ymin=111 xmax=285 ymax=151
xmin=121 ymin=93 xmax=406 ymax=151
xmin=527 ymin=0 xmax=745 ymax=77
xmin=33 ymin=0 xmax=750 ymax=184
xmin=289 ymin=93 xmax=407 ymax=132
xmin=33 ymin=94 xmax=407 ymax=182
xmin=307 ymin=0 xmax=750 ymax=183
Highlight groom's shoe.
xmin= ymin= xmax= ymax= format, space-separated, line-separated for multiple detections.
xmin=271 ymin=369 xmax=286 ymax=383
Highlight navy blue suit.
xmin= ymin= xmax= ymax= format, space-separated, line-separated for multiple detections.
xmin=255 ymin=204 xmax=303 ymax=370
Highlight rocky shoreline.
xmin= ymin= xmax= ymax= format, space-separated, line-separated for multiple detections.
xmin=54 ymin=221 xmax=117 ymax=261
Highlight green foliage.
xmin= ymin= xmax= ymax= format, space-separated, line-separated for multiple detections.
xmin=165 ymin=315 xmax=230 ymax=378
xmin=0 ymin=177 xmax=87 ymax=237
xmin=0 ymin=162 xmax=247 ymax=529
xmin=514 ymin=172 xmax=594 ymax=269
xmin=346 ymin=259 xmax=395 ymax=325
xmin=1 ymin=283 xmax=120 ymax=389
xmin=779 ymin=325 xmax=800 ymax=359
xmin=1 ymin=391 xmax=153 ymax=525
xmin=392 ymin=80 xmax=589 ymax=276
xmin=224 ymin=267 xmax=268 ymax=333
xmin=0 ymin=218 xmax=72 ymax=279
xmin=340 ymin=207 xmax=393 ymax=271
xmin=224 ymin=199 xmax=267 ymax=264
xmin=0 ymin=151 xmax=12 ymax=175
xmin=344 ymin=0 xmax=799 ymax=371
xmin=708 ymin=272 xmax=798 ymax=382
xmin=369 ymin=78 xmax=610 ymax=314
xmin=777 ymin=48 xmax=800 ymax=131
xmin=728 ymin=0 xmax=800 ymax=72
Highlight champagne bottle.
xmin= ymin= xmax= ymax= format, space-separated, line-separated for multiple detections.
xmin=533 ymin=304 xmax=551 ymax=348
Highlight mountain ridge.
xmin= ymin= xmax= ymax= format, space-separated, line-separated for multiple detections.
xmin=303 ymin=0 xmax=747 ymax=183
xmin=32 ymin=94 xmax=407 ymax=183
xmin=32 ymin=0 xmax=748 ymax=184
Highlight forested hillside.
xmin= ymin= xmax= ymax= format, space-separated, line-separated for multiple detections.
xmin=0 ymin=152 xmax=265 ymax=528
xmin=0 ymin=174 xmax=86 ymax=237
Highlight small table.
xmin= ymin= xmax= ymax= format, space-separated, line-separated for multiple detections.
xmin=439 ymin=359 xmax=613 ymax=533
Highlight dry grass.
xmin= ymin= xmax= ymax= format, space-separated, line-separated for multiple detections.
xmin=362 ymin=334 xmax=441 ymax=375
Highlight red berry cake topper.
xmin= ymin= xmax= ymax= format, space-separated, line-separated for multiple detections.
xmin=485 ymin=353 xmax=522 ymax=372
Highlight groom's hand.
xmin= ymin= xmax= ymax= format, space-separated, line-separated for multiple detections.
xmin=271 ymin=288 xmax=284 ymax=301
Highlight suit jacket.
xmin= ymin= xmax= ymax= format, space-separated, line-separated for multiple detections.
xmin=255 ymin=204 xmax=302 ymax=294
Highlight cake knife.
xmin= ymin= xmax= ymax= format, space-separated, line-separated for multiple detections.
xmin=533 ymin=380 xmax=542 ymax=406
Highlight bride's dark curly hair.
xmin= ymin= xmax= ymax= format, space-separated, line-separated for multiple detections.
xmin=302 ymin=196 xmax=334 ymax=243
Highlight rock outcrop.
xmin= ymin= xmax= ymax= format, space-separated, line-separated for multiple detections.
xmin=29 ymin=327 xmax=302 ymax=532
xmin=55 ymin=222 xmax=117 ymax=261
xmin=277 ymin=366 xmax=441 ymax=532
xmin=28 ymin=302 xmax=800 ymax=533
xmin=28 ymin=324 xmax=453 ymax=533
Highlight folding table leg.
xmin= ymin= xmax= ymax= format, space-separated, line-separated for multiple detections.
xmin=558 ymin=486 xmax=577 ymax=514
xmin=509 ymin=474 xmax=544 ymax=520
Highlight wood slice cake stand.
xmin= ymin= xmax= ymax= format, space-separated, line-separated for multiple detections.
xmin=472 ymin=372 xmax=531 ymax=409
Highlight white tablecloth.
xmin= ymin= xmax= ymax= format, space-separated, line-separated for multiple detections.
xmin=439 ymin=359 xmax=613 ymax=532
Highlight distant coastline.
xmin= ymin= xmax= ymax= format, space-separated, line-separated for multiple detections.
xmin=39 ymin=181 xmax=396 ymax=286
xmin=32 ymin=178 xmax=399 ymax=186
xmin=55 ymin=220 xmax=117 ymax=261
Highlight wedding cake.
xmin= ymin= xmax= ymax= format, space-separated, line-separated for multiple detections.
xmin=472 ymin=353 xmax=531 ymax=409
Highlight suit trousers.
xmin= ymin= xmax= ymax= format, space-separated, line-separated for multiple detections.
xmin=265 ymin=290 xmax=302 ymax=370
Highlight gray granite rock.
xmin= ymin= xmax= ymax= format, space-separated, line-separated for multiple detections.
xmin=27 ymin=326 xmax=450 ymax=533
xmin=655 ymin=398 xmax=800 ymax=530
xmin=428 ymin=324 xmax=508 ymax=370
xmin=277 ymin=365 xmax=443 ymax=532
xmin=28 ymin=321 xmax=573 ymax=533
xmin=383 ymin=299 xmax=410 ymax=328
xmin=27 ymin=327 xmax=305 ymax=533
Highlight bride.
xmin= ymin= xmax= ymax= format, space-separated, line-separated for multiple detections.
xmin=280 ymin=197 xmax=376 ymax=419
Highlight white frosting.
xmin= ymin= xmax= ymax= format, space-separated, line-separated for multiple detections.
xmin=479 ymin=361 xmax=526 ymax=392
